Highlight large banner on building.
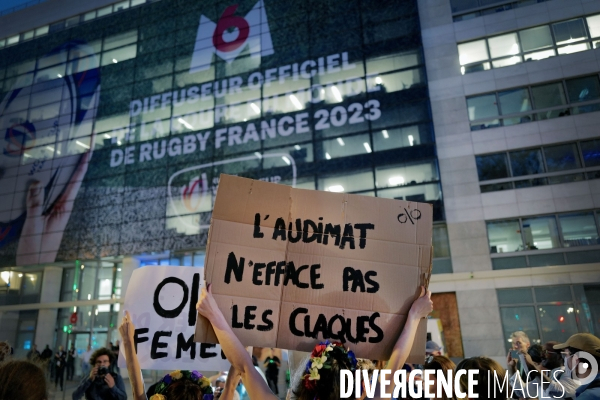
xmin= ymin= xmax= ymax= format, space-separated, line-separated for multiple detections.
xmin=0 ymin=0 xmax=436 ymax=267
xmin=195 ymin=174 xmax=433 ymax=362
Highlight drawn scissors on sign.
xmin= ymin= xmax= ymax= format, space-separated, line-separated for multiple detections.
xmin=397 ymin=208 xmax=421 ymax=225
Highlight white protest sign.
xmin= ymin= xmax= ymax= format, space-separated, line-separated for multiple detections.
xmin=119 ymin=266 xmax=230 ymax=371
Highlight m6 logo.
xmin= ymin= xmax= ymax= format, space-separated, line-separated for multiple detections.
xmin=190 ymin=0 xmax=274 ymax=72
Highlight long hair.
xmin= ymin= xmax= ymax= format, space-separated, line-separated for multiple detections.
xmin=423 ymin=356 xmax=457 ymax=400
xmin=165 ymin=379 xmax=205 ymax=400
xmin=0 ymin=360 xmax=47 ymax=400
xmin=293 ymin=345 xmax=356 ymax=400
xmin=455 ymin=357 xmax=510 ymax=400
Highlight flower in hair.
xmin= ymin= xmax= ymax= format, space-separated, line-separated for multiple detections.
xmin=302 ymin=341 xmax=357 ymax=394
xmin=149 ymin=370 xmax=214 ymax=400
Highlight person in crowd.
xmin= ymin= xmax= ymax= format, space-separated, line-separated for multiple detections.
xmin=506 ymin=330 xmax=531 ymax=396
xmin=81 ymin=345 xmax=94 ymax=379
xmin=542 ymin=341 xmax=562 ymax=371
xmin=422 ymin=355 xmax=457 ymax=400
xmin=0 ymin=341 xmax=12 ymax=362
xmin=196 ymin=283 xmax=433 ymax=400
xmin=425 ymin=341 xmax=442 ymax=357
xmin=55 ymin=345 xmax=67 ymax=391
xmin=0 ymin=359 xmax=47 ymax=400
xmin=111 ymin=340 xmax=120 ymax=374
xmin=263 ymin=349 xmax=281 ymax=395
xmin=214 ymin=374 xmax=241 ymax=400
xmin=554 ymin=333 xmax=600 ymax=399
xmin=27 ymin=343 xmax=41 ymax=361
xmin=72 ymin=347 xmax=127 ymax=400
xmin=456 ymin=357 xmax=510 ymax=400
xmin=539 ymin=340 xmax=580 ymax=399
xmin=40 ymin=344 xmax=53 ymax=378
xmin=118 ymin=310 xmax=220 ymax=400
xmin=67 ymin=344 xmax=76 ymax=380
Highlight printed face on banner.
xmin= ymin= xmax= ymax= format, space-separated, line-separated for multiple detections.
xmin=190 ymin=0 xmax=274 ymax=72
xmin=166 ymin=154 xmax=297 ymax=235
xmin=119 ymin=266 xmax=230 ymax=371
xmin=0 ymin=41 xmax=100 ymax=259
xmin=195 ymin=174 xmax=433 ymax=362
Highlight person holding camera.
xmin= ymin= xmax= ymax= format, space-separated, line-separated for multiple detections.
xmin=72 ymin=347 xmax=127 ymax=400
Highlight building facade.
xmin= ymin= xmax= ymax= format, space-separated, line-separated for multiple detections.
xmin=0 ymin=0 xmax=598 ymax=365
xmin=419 ymin=0 xmax=600 ymax=360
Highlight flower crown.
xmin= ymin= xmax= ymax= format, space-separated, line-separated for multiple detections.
xmin=149 ymin=370 xmax=214 ymax=400
xmin=303 ymin=341 xmax=357 ymax=394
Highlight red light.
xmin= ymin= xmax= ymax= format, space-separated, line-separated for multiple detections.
xmin=559 ymin=316 xmax=565 ymax=322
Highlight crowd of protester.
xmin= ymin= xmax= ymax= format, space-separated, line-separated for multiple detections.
xmin=0 ymin=284 xmax=599 ymax=400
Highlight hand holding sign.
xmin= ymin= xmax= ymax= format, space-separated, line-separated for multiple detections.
xmin=409 ymin=286 xmax=433 ymax=320
xmin=196 ymin=284 xmax=222 ymax=323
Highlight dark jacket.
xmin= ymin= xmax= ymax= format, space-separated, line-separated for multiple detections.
xmin=72 ymin=373 xmax=127 ymax=400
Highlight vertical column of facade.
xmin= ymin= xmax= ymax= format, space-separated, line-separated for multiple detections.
xmin=35 ymin=266 xmax=63 ymax=348
xmin=417 ymin=0 xmax=505 ymax=359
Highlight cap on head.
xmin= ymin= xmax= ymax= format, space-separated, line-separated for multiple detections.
xmin=553 ymin=333 xmax=600 ymax=356
xmin=426 ymin=340 xmax=442 ymax=353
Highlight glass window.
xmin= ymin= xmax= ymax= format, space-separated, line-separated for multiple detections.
xmin=101 ymin=45 xmax=137 ymax=66
xmin=488 ymin=33 xmax=520 ymax=59
xmin=365 ymin=51 xmax=421 ymax=75
xmin=531 ymin=82 xmax=567 ymax=109
xmin=131 ymin=0 xmax=146 ymax=5
xmin=372 ymin=125 xmax=427 ymax=152
xmin=375 ymin=161 xmax=439 ymax=189
xmin=319 ymin=170 xmax=374 ymax=193
xmin=450 ymin=0 xmax=479 ymax=13
xmin=544 ymin=143 xmax=581 ymax=172
xmin=114 ymin=1 xmax=130 ymax=11
xmin=491 ymin=56 xmax=522 ymax=68
xmin=524 ymin=49 xmax=556 ymax=62
xmin=34 ymin=26 xmax=49 ymax=36
xmin=559 ymin=212 xmax=599 ymax=247
xmin=509 ymin=149 xmax=545 ymax=176
xmin=581 ymin=139 xmax=600 ymax=167
xmin=487 ymin=220 xmax=523 ymax=253
xmin=565 ymin=76 xmax=600 ymax=103
xmin=367 ymin=68 xmax=423 ymax=93
xmin=500 ymin=306 xmax=540 ymax=348
xmin=377 ymin=183 xmax=442 ymax=203
xmin=498 ymin=288 xmax=534 ymax=305
xmin=65 ymin=16 xmax=80 ymax=28
xmin=467 ymin=94 xmax=498 ymax=121
xmin=587 ymin=15 xmax=600 ymax=38
xmin=521 ymin=216 xmax=560 ymax=250
xmin=458 ymin=40 xmax=489 ymax=66
xmin=534 ymin=286 xmax=572 ymax=302
xmin=83 ymin=11 xmax=96 ymax=21
xmin=498 ymin=88 xmax=531 ymax=115
xmin=7 ymin=35 xmax=19 ymax=45
xmin=97 ymin=5 xmax=113 ymax=17
xmin=104 ymin=31 xmax=137 ymax=51
xmin=319 ymin=134 xmax=370 ymax=160
xmin=538 ymin=304 xmax=579 ymax=343
xmin=557 ymin=42 xmax=590 ymax=55
xmin=22 ymin=30 xmax=34 ymax=41
xmin=476 ymin=153 xmax=510 ymax=181
xmin=519 ymin=25 xmax=554 ymax=52
xmin=552 ymin=19 xmax=588 ymax=45
xmin=529 ymin=253 xmax=565 ymax=267
xmin=433 ymin=225 xmax=451 ymax=258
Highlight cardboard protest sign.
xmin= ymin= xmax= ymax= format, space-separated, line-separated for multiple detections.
xmin=119 ymin=266 xmax=229 ymax=371
xmin=195 ymin=175 xmax=432 ymax=362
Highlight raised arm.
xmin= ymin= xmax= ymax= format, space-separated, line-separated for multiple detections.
xmin=220 ymin=365 xmax=241 ymax=400
xmin=197 ymin=284 xmax=278 ymax=400
xmin=118 ymin=311 xmax=147 ymax=400
xmin=387 ymin=286 xmax=433 ymax=373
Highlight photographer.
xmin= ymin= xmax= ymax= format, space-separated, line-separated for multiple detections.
xmin=72 ymin=348 xmax=126 ymax=400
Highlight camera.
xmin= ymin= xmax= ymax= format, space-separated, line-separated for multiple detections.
xmin=97 ymin=366 xmax=109 ymax=377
